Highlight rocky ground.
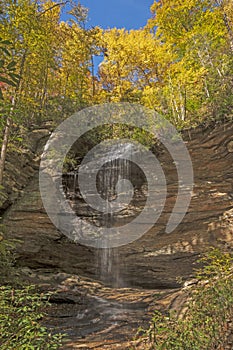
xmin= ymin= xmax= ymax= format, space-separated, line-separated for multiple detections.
xmin=19 ymin=267 xmax=180 ymax=349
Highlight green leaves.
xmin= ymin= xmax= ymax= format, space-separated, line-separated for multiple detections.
xmin=0 ymin=285 xmax=64 ymax=349
xmin=0 ymin=38 xmax=12 ymax=57
xmin=7 ymin=60 xmax=17 ymax=70
xmin=137 ymin=248 xmax=233 ymax=350
xmin=0 ymin=38 xmax=20 ymax=99
xmin=0 ymin=76 xmax=17 ymax=87
xmin=0 ymin=39 xmax=12 ymax=46
xmin=0 ymin=234 xmax=64 ymax=349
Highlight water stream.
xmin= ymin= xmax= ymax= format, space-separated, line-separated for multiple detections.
xmin=97 ymin=156 xmax=132 ymax=287
xmin=63 ymin=143 xmax=134 ymax=288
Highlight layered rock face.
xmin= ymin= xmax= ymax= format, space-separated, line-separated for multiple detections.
xmin=2 ymin=120 xmax=233 ymax=289
xmin=1 ymin=120 xmax=233 ymax=349
xmin=0 ymin=127 xmax=52 ymax=213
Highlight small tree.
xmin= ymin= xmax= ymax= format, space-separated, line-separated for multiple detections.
xmin=0 ymin=37 xmax=20 ymax=185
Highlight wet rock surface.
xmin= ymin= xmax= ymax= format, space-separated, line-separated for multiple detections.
xmin=20 ymin=268 xmax=174 ymax=349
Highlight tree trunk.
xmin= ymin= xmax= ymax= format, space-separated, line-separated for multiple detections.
xmin=0 ymin=117 xmax=12 ymax=185
xmin=91 ymin=54 xmax=96 ymax=97
xmin=216 ymin=0 xmax=233 ymax=52
xmin=0 ymin=47 xmax=26 ymax=185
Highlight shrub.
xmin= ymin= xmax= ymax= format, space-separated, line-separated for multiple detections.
xmin=0 ymin=234 xmax=64 ymax=349
xmin=0 ymin=229 xmax=15 ymax=284
xmin=0 ymin=286 xmax=64 ymax=349
xmin=137 ymin=248 xmax=233 ymax=350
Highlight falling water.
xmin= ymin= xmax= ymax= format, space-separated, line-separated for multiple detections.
xmin=97 ymin=143 xmax=132 ymax=287
xmin=63 ymin=142 xmax=134 ymax=287
xmin=73 ymin=172 xmax=77 ymax=195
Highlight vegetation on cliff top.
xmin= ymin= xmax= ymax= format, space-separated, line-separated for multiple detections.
xmin=0 ymin=0 xmax=233 ymax=184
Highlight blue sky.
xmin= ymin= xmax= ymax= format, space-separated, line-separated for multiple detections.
xmin=70 ymin=0 xmax=154 ymax=30
xmin=62 ymin=1 xmax=154 ymax=74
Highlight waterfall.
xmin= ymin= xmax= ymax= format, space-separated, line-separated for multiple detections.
xmin=96 ymin=143 xmax=132 ymax=287
xmin=63 ymin=142 xmax=133 ymax=287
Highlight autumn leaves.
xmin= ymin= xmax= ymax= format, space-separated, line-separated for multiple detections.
xmin=1 ymin=0 xmax=233 ymax=127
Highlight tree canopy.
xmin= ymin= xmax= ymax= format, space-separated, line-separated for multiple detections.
xmin=0 ymin=0 xmax=232 ymax=182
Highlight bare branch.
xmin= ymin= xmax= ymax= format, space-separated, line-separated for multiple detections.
xmin=37 ymin=1 xmax=69 ymax=17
